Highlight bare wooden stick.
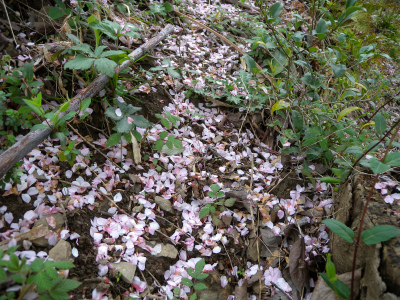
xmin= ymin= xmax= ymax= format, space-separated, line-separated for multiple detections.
xmin=0 ymin=24 xmax=174 ymax=179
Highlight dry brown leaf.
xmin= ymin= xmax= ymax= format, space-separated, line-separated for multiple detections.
xmin=289 ymin=237 xmax=310 ymax=294
xmin=131 ymin=132 xmax=141 ymax=164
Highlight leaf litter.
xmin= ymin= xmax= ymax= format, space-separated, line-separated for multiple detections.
xmin=0 ymin=0 xmax=349 ymax=299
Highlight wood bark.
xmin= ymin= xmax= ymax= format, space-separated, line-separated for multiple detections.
xmin=0 ymin=24 xmax=174 ymax=179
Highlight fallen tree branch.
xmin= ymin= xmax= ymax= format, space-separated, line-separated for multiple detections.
xmin=0 ymin=24 xmax=174 ymax=179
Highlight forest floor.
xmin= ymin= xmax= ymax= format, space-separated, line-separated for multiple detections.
xmin=0 ymin=0 xmax=400 ymax=300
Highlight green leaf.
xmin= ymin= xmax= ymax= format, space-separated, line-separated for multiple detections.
xmin=190 ymin=293 xmax=198 ymax=300
xmin=322 ymin=219 xmax=354 ymax=243
xmin=48 ymin=7 xmax=64 ymax=19
xmin=195 ymin=273 xmax=209 ymax=280
xmin=302 ymin=136 xmax=320 ymax=147
xmin=346 ymin=0 xmax=357 ymax=8
xmin=65 ymin=55 xmax=95 ymax=71
xmin=0 ymin=267 xmax=6 ymax=280
xmin=100 ymin=50 xmax=126 ymax=58
xmin=194 ymin=282 xmax=208 ymax=291
xmin=374 ymin=113 xmax=386 ymax=135
xmin=94 ymin=58 xmax=117 ymax=77
xmin=59 ymin=101 xmax=70 ymax=113
xmin=34 ymin=271 xmax=53 ymax=290
xmin=105 ymin=107 xmax=123 ymax=121
xmin=161 ymin=118 xmax=171 ymax=129
xmin=330 ymin=63 xmax=347 ymax=78
xmin=369 ymin=157 xmax=390 ymax=174
xmin=159 ymin=131 xmax=168 ymax=139
xmin=106 ymin=133 xmax=122 ymax=147
xmin=94 ymin=46 xmax=107 ymax=57
xmin=31 ymin=124 xmax=50 ymax=131
xmin=155 ymin=140 xmax=164 ymax=152
xmin=210 ymin=184 xmax=220 ymax=193
xmin=45 ymin=266 xmax=58 ymax=279
xmin=344 ymin=146 xmax=363 ymax=155
xmin=269 ymin=2 xmax=283 ymax=19
xmin=243 ymin=54 xmax=257 ymax=74
xmin=325 ymin=254 xmax=336 ymax=280
xmin=187 ymin=268 xmax=195 ymax=278
xmin=71 ymin=44 xmax=94 ymax=56
xmin=24 ymin=61 xmax=34 ymax=82
xmin=182 ymin=278 xmax=193 ymax=287
xmin=163 ymin=1 xmax=174 ymax=12
xmin=320 ymin=177 xmax=341 ymax=184
xmin=337 ymin=106 xmax=362 ymax=121
xmin=271 ymin=100 xmax=290 ymax=114
xmin=30 ymin=258 xmax=45 ymax=272
xmin=66 ymin=33 xmax=80 ymax=45
xmin=224 ymin=198 xmax=236 ymax=207
xmin=361 ymin=225 xmax=400 ymax=245
xmin=316 ymin=18 xmax=328 ymax=35
xmin=291 ymin=110 xmax=303 ymax=131
xmin=384 ymin=152 xmax=400 ymax=167
xmin=79 ymin=98 xmax=91 ymax=111
xmin=199 ymin=207 xmax=210 ymax=218
xmin=167 ymin=68 xmax=181 ymax=79
xmin=194 ymin=259 xmax=205 ymax=276
xmin=333 ymin=279 xmax=351 ymax=299
xmin=132 ymin=115 xmax=150 ymax=128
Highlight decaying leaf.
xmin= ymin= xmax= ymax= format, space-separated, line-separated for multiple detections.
xmin=289 ymin=237 xmax=310 ymax=294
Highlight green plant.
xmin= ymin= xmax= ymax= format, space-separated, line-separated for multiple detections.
xmin=0 ymin=246 xmax=81 ymax=300
xmin=199 ymin=184 xmax=235 ymax=225
xmin=105 ymin=100 xmax=150 ymax=148
xmin=320 ymin=254 xmax=350 ymax=300
xmin=153 ymin=112 xmax=184 ymax=154
xmin=150 ymin=58 xmax=181 ymax=79
xmin=172 ymin=258 xmax=208 ymax=300
xmin=147 ymin=2 xmax=174 ymax=19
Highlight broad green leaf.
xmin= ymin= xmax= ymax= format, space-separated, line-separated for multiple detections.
xmin=48 ymin=7 xmax=63 ymax=19
xmin=316 ymin=19 xmax=328 ymax=35
xmin=71 ymin=44 xmax=94 ymax=56
xmin=271 ymin=100 xmax=290 ymax=114
xmin=333 ymin=279 xmax=351 ymax=299
xmin=24 ymin=61 xmax=34 ymax=82
xmin=190 ymin=293 xmax=198 ymax=300
xmin=59 ymin=101 xmax=70 ymax=113
xmin=167 ymin=68 xmax=181 ymax=78
xmin=325 ymin=254 xmax=336 ymax=280
xmin=161 ymin=118 xmax=171 ymax=129
xmin=291 ymin=110 xmax=303 ymax=131
xmin=384 ymin=152 xmax=400 ymax=167
xmin=187 ymin=268 xmax=195 ymax=278
xmin=132 ymin=115 xmax=150 ymax=128
xmin=45 ymin=261 xmax=75 ymax=270
xmin=79 ymin=98 xmax=91 ymax=111
xmin=337 ymin=106 xmax=362 ymax=121
xmin=94 ymin=58 xmax=117 ymax=77
xmin=374 ymin=113 xmax=386 ymax=135
xmin=224 ymin=198 xmax=236 ymax=207
xmin=163 ymin=1 xmax=174 ymax=12
xmin=344 ymin=146 xmax=363 ymax=155
xmin=330 ymin=63 xmax=347 ymax=78
xmin=182 ymin=278 xmax=193 ymax=287
xmin=320 ymin=177 xmax=341 ymax=184
xmin=52 ymin=279 xmax=81 ymax=292
xmin=105 ymin=107 xmax=123 ymax=121
xmin=243 ymin=54 xmax=257 ymax=74
xmin=320 ymin=273 xmax=335 ymax=291
xmin=0 ymin=267 xmax=6 ymax=280
xmin=34 ymin=271 xmax=53 ymax=290
xmin=194 ymin=258 xmax=205 ymax=276
xmin=30 ymin=258 xmax=44 ymax=272
xmin=361 ymin=225 xmax=400 ymax=245
xmin=196 ymin=273 xmax=209 ymax=280
xmin=106 ymin=133 xmax=122 ymax=147
xmin=65 ymin=55 xmax=95 ymax=71
xmin=155 ymin=140 xmax=164 ymax=152
xmin=370 ymin=157 xmax=390 ymax=174
xmin=159 ymin=131 xmax=168 ymax=139
xmin=100 ymin=50 xmax=126 ymax=58
xmin=194 ymin=282 xmax=208 ymax=291
xmin=294 ymin=60 xmax=311 ymax=72
xmin=302 ymin=136 xmax=320 ymax=147
xmin=31 ymin=124 xmax=50 ymax=131
xmin=322 ymin=219 xmax=354 ymax=243
xmin=210 ymin=184 xmax=220 ymax=193
xmin=199 ymin=207 xmax=210 ymax=218
xmin=269 ymin=2 xmax=283 ymax=19
xmin=346 ymin=0 xmax=357 ymax=8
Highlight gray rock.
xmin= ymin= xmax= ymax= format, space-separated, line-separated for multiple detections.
xmin=32 ymin=213 xmax=65 ymax=246
xmin=156 ymin=243 xmax=178 ymax=259
xmin=111 ymin=262 xmax=136 ymax=284
xmin=154 ymin=196 xmax=173 ymax=212
xmin=49 ymin=240 xmax=73 ymax=262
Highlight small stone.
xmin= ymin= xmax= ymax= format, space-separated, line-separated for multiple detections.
xmin=132 ymin=204 xmax=143 ymax=213
xmin=213 ymin=135 xmax=223 ymax=143
xmin=32 ymin=213 xmax=65 ymax=246
xmin=156 ymin=243 xmax=178 ymax=259
xmin=154 ymin=196 xmax=173 ymax=212
xmin=111 ymin=262 xmax=136 ymax=284
xmin=49 ymin=240 xmax=73 ymax=262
